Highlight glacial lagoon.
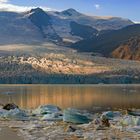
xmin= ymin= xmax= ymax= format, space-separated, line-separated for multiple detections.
xmin=0 ymin=85 xmax=140 ymax=110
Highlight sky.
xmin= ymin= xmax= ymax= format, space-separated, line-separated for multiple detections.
xmin=0 ymin=0 xmax=139 ymax=22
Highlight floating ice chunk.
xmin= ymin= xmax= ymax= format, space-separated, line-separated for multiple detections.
xmin=41 ymin=112 xmax=63 ymax=121
xmin=120 ymin=116 xmax=140 ymax=126
xmin=102 ymin=111 xmax=122 ymax=120
xmin=63 ymin=108 xmax=92 ymax=124
xmin=33 ymin=105 xmax=61 ymax=115
xmin=0 ymin=108 xmax=28 ymax=121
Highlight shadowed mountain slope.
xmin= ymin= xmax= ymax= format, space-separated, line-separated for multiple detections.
xmin=70 ymin=24 xmax=140 ymax=57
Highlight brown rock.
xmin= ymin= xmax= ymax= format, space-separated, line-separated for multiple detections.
xmin=65 ymin=125 xmax=77 ymax=132
xmin=101 ymin=117 xmax=110 ymax=127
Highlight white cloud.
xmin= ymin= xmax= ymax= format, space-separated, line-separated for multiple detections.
xmin=0 ymin=0 xmax=9 ymax=3
xmin=134 ymin=21 xmax=140 ymax=24
xmin=0 ymin=1 xmax=54 ymax=12
xmin=94 ymin=4 xmax=100 ymax=10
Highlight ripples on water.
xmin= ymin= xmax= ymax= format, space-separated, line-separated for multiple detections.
xmin=0 ymin=85 xmax=140 ymax=110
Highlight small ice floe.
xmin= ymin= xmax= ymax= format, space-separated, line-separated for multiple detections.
xmin=32 ymin=104 xmax=61 ymax=116
xmin=122 ymin=88 xmax=137 ymax=93
xmin=0 ymin=109 xmax=7 ymax=118
xmin=127 ymin=109 xmax=140 ymax=116
xmin=41 ymin=112 xmax=63 ymax=121
xmin=0 ymin=108 xmax=29 ymax=121
xmin=2 ymin=91 xmax=15 ymax=95
xmin=126 ymin=126 xmax=140 ymax=133
xmin=63 ymin=108 xmax=92 ymax=124
xmin=5 ymin=108 xmax=29 ymax=121
xmin=129 ymin=89 xmax=137 ymax=93
xmin=120 ymin=115 xmax=140 ymax=126
xmin=119 ymin=115 xmax=140 ymax=133
xmin=0 ymin=103 xmax=29 ymax=121
xmin=101 ymin=111 xmax=122 ymax=120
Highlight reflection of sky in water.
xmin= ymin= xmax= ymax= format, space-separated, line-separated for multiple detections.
xmin=0 ymin=85 xmax=140 ymax=110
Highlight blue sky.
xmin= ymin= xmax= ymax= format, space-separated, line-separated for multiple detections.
xmin=0 ymin=0 xmax=139 ymax=22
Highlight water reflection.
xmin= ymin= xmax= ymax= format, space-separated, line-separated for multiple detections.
xmin=0 ymin=85 xmax=140 ymax=109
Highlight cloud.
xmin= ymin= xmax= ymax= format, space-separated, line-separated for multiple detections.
xmin=134 ymin=21 xmax=140 ymax=24
xmin=0 ymin=0 xmax=8 ymax=3
xmin=94 ymin=4 xmax=100 ymax=10
xmin=0 ymin=1 xmax=54 ymax=12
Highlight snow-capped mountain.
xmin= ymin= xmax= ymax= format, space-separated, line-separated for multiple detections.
xmin=0 ymin=7 xmax=134 ymax=45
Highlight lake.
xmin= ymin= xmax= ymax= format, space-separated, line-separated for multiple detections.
xmin=0 ymin=85 xmax=140 ymax=110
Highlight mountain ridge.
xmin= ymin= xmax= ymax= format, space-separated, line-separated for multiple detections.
xmin=0 ymin=7 xmax=134 ymax=45
xmin=69 ymin=24 xmax=140 ymax=57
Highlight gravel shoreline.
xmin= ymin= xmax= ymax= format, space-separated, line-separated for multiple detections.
xmin=1 ymin=104 xmax=140 ymax=140
xmin=0 ymin=127 xmax=23 ymax=140
xmin=0 ymin=116 xmax=140 ymax=140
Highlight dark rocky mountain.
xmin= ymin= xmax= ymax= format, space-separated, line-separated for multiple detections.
xmin=29 ymin=8 xmax=51 ymax=28
xmin=70 ymin=21 xmax=98 ymax=39
xmin=28 ymin=8 xmax=62 ymax=42
xmin=70 ymin=24 xmax=140 ymax=57
xmin=111 ymin=37 xmax=140 ymax=60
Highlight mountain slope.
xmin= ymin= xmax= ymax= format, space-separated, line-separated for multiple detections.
xmin=53 ymin=8 xmax=133 ymax=31
xmin=49 ymin=8 xmax=133 ymax=42
xmin=111 ymin=37 xmax=140 ymax=60
xmin=28 ymin=8 xmax=62 ymax=42
xmin=70 ymin=21 xmax=98 ymax=39
xmin=29 ymin=8 xmax=51 ymax=28
xmin=70 ymin=24 xmax=140 ymax=56
xmin=0 ymin=7 xmax=134 ymax=45
xmin=0 ymin=11 xmax=43 ymax=45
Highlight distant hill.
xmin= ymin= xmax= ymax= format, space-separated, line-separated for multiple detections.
xmin=111 ymin=37 xmax=140 ymax=60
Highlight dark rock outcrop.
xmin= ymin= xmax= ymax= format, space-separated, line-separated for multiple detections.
xmin=3 ymin=103 xmax=19 ymax=111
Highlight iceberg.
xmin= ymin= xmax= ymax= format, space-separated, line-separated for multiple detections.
xmin=33 ymin=105 xmax=61 ymax=115
xmin=0 ymin=108 xmax=29 ymax=121
xmin=63 ymin=108 xmax=92 ymax=124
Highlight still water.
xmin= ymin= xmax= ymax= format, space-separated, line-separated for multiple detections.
xmin=0 ymin=85 xmax=140 ymax=110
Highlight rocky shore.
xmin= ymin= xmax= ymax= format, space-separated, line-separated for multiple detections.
xmin=0 ymin=103 xmax=140 ymax=139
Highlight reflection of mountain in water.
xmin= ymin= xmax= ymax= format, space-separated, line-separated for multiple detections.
xmin=0 ymin=85 xmax=140 ymax=109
